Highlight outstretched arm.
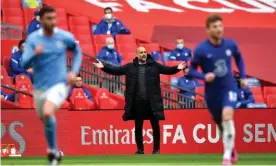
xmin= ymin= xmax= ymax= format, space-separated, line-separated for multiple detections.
xmin=93 ymin=60 xmax=127 ymax=76
xmin=156 ymin=61 xmax=185 ymax=75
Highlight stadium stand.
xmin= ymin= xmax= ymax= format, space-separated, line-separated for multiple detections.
xmin=116 ymin=34 xmax=137 ymax=45
xmin=264 ymin=87 xmax=276 ymax=100
xmin=95 ymin=88 xmax=119 ymax=109
xmin=93 ymin=35 xmax=112 ymax=45
xmin=267 ymin=95 xmax=276 ymax=107
xmin=2 ymin=8 xmax=25 ymax=30
xmin=0 ymin=2 xmax=275 ymax=109
xmin=23 ymin=8 xmax=38 ymax=29
xmin=56 ymin=8 xmax=69 ymax=30
xmin=15 ymin=80 xmax=33 ymax=108
xmin=69 ymin=88 xmax=96 ymax=110
xmin=2 ymin=56 xmax=11 ymax=74
xmin=2 ymin=0 xmax=22 ymax=8
xmin=139 ymin=43 xmax=161 ymax=53
xmin=69 ymin=16 xmax=94 ymax=56
xmin=15 ymin=75 xmax=32 ymax=84
xmin=254 ymin=94 xmax=265 ymax=103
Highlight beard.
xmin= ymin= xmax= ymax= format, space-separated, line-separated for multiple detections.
xmin=43 ymin=25 xmax=54 ymax=34
xmin=138 ymin=55 xmax=147 ymax=63
xmin=211 ymin=32 xmax=223 ymax=40
xmin=138 ymin=58 xmax=146 ymax=63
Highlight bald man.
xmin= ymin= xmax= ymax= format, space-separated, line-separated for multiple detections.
xmin=94 ymin=47 xmax=185 ymax=154
xmin=97 ymin=37 xmax=122 ymax=66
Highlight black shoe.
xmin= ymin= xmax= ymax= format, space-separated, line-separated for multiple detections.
xmin=134 ymin=150 xmax=144 ymax=154
xmin=47 ymin=151 xmax=55 ymax=164
xmin=152 ymin=150 xmax=160 ymax=154
xmin=47 ymin=150 xmax=62 ymax=165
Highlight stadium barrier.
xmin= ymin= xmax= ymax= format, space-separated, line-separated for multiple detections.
xmin=1 ymin=23 xmax=23 ymax=40
xmin=1 ymin=109 xmax=275 ymax=156
xmin=67 ymin=55 xmax=206 ymax=109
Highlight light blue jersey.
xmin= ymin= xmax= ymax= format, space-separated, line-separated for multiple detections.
xmin=21 ymin=28 xmax=82 ymax=91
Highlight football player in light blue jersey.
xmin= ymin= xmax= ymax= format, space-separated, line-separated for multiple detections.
xmin=21 ymin=6 xmax=82 ymax=165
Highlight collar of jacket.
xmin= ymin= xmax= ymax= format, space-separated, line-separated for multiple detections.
xmin=104 ymin=18 xmax=116 ymax=23
xmin=133 ymin=54 xmax=154 ymax=66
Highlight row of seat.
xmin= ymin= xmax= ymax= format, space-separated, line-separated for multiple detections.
xmin=1 ymin=66 xmax=123 ymax=110
xmin=2 ymin=54 xmax=274 ymax=106
xmin=2 ymin=4 xmax=162 ymax=59
xmin=195 ymin=86 xmax=276 ymax=107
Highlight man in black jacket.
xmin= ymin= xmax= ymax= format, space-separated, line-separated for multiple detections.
xmin=94 ymin=46 xmax=185 ymax=154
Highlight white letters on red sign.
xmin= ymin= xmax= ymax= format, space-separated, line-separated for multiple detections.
xmin=174 ymin=0 xmax=234 ymax=13
xmin=1 ymin=122 xmax=25 ymax=154
xmin=84 ymin=0 xmax=276 ymax=13
xmin=193 ymin=124 xmax=205 ymax=143
xmin=258 ymin=0 xmax=276 ymax=8
xmin=126 ymin=0 xmax=183 ymax=12
xmin=84 ymin=0 xmax=123 ymax=12
xmin=243 ymin=123 xmax=276 ymax=143
xmin=215 ymin=0 xmax=275 ymax=13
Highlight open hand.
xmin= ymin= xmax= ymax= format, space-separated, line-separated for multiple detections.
xmin=205 ymin=72 xmax=215 ymax=82
xmin=240 ymin=79 xmax=248 ymax=89
xmin=67 ymin=72 xmax=77 ymax=85
xmin=34 ymin=45 xmax=43 ymax=56
xmin=177 ymin=62 xmax=186 ymax=70
xmin=93 ymin=59 xmax=104 ymax=69
xmin=27 ymin=68 xmax=33 ymax=73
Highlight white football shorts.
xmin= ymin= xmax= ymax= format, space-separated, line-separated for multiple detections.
xmin=33 ymin=83 xmax=69 ymax=117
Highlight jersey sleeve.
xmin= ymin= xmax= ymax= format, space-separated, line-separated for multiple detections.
xmin=232 ymin=40 xmax=246 ymax=78
xmin=188 ymin=47 xmax=205 ymax=80
xmin=65 ymin=32 xmax=83 ymax=73
xmin=21 ymin=37 xmax=35 ymax=69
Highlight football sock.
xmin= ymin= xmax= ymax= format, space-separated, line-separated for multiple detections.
xmin=44 ymin=116 xmax=57 ymax=151
xmin=222 ymin=120 xmax=235 ymax=159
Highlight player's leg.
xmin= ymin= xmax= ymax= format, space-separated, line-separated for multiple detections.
xmin=44 ymin=83 xmax=68 ymax=164
xmin=33 ymin=91 xmax=59 ymax=165
xmin=43 ymin=100 xmax=60 ymax=165
xmin=206 ymin=98 xmax=223 ymax=135
xmin=221 ymin=106 xmax=235 ymax=165
xmin=221 ymin=90 xmax=238 ymax=165
xmin=43 ymin=100 xmax=58 ymax=150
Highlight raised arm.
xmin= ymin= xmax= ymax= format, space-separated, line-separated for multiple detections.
xmin=156 ymin=61 xmax=185 ymax=75
xmin=93 ymin=60 xmax=127 ymax=76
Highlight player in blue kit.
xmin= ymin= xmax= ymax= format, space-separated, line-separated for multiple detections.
xmin=21 ymin=6 xmax=82 ymax=165
xmin=187 ymin=14 xmax=247 ymax=166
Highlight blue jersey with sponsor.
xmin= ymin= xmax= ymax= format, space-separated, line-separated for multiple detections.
xmin=189 ymin=39 xmax=246 ymax=94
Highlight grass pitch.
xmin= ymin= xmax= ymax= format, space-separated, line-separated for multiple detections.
xmin=1 ymin=153 xmax=276 ymax=165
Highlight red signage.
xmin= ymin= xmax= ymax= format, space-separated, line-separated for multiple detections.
xmin=1 ymin=109 xmax=276 ymax=156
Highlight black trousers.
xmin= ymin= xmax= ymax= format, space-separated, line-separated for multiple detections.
xmin=134 ymin=96 xmax=160 ymax=151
